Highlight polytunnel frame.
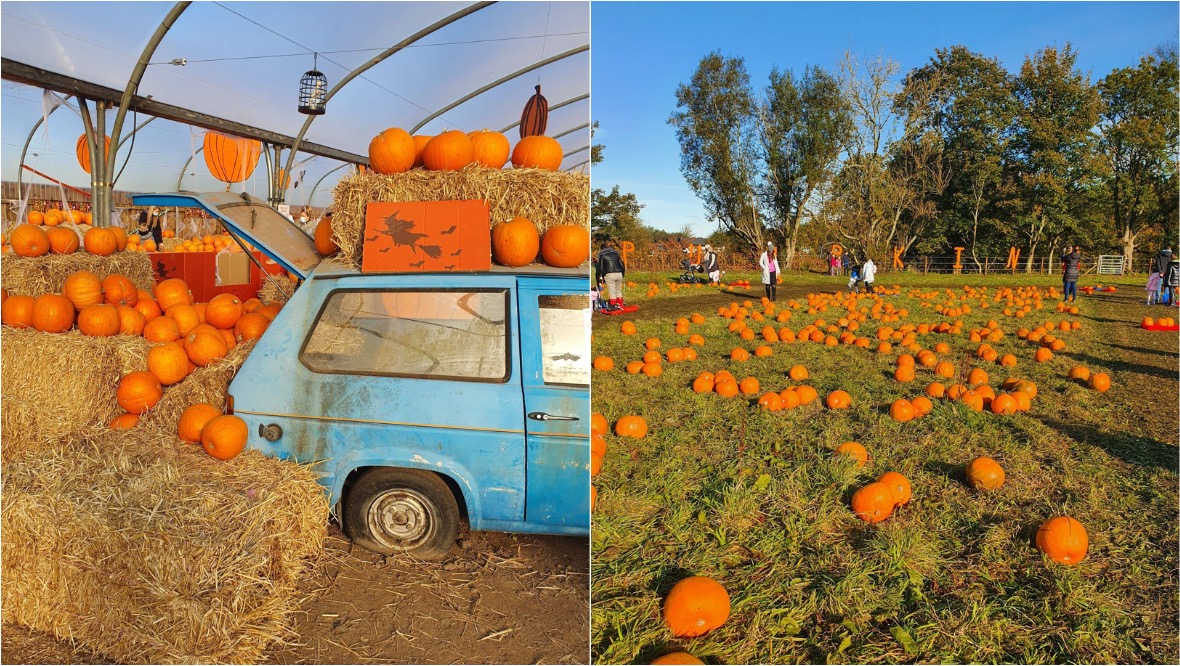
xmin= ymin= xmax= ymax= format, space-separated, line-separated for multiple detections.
xmin=5 ymin=0 xmax=591 ymax=224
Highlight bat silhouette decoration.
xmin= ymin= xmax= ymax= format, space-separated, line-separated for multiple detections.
xmin=445 ymin=264 xmax=456 ymax=270
xmin=409 ymin=260 xmax=426 ymax=268
xmin=440 ymin=225 xmax=457 ymax=235
xmin=450 ymin=250 xmax=462 ymax=256
xmin=378 ymin=247 xmax=391 ymax=253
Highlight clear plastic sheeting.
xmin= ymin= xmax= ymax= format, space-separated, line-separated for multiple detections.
xmin=0 ymin=1 xmax=589 ymax=206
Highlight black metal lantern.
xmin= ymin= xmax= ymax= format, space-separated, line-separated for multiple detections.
xmin=298 ymin=54 xmax=327 ymax=115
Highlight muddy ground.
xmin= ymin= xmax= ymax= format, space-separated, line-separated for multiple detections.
xmin=2 ymin=525 xmax=589 ymax=665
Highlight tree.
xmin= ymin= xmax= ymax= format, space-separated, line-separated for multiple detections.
xmin=899 ymin=46 xmax=1018 ymax=268
xmin=669 ymin=52 xmax=763 ymax=252
xmin=590 ymin=121 xmax=605 ymax=166
xmin=1097 ymin=50 xmax=1179 ymax=272
xmin=760 ymin=64 xmax=853 ymax=267
xmin=1008 ymin=44 xmax=1104 ymax=272
xmin=591 ymin=185 xmax=647 ymax=243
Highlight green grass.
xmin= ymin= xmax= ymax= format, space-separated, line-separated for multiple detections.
xmin=591 ymin=271 xmax=1178 ymax=664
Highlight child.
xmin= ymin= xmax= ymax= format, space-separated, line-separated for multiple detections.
xmin=847 ymin=267 xmax=860 ymax=294
xmin=135 ymin=217 xmax=154 ymax=244
xmin=1146 ymin=270 xmax=1162 ymax=305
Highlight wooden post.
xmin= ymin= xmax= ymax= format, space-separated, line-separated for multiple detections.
xmin=924 ymin=256 xmax=929 ymax=274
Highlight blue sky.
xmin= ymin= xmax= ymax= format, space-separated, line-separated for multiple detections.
xmin=591 ymin=1 xmax=1180 ymax=237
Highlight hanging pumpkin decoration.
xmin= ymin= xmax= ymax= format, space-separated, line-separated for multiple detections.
xmin=519 ymin=84 xmax=548 ymax=138
xmin=76 ymin=134 xmax=111 ymax=175
xmin=203 ymin=132 xmax=262 ymax=183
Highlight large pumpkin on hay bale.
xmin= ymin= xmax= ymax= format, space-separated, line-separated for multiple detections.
xmin=62 ymin=271 xmax=104 ymax=310
xmin=469 ymin=130 xmax=510 ymax=169
xmin=314 ymin=218 xmax=338 ymax=257
xmin=77 ymin=304 xmax=121 ymax=337
xmin=511 ymin=135 xmax=563 ymax=171
xmin=205 ymin=293 xmax=244 ymax=330
xmin=185 ymin=324 xmax=229 ymax=367
xmin=422 ymin=130 xmax=474 ymax=171
xmin=102 ymin=274 xmax=138 ymax=307
xmin=31 ymin=294 xmax=75 ymax=333
xmin=147 ymin=341 xmax=193 ymax=386
xmin=10 ymin=224 xmax=49 ymax=257
xmin=116 ymin=371 xmax=163 ymax=414
xmin=201 ymin=414 xmax=248 ymax=460
xmin=83 ymin=227 xmax=118 ymax=256
xmin=178 ymin=403 xmax=223 ymax=443
xmin=540 ymin=225 xmax=589 ymax=268
xmin=2 ymin=294 xmax=35 ymax=328
xmin=155 ymin=278 xmax=193 ymax=310
xmin=491 ymin=217 xmax=540 ymax=267
xmin=368 ymin=127 xmax=416 ymax=174
xmin=46 ymin=227 xmax=79 ymax=255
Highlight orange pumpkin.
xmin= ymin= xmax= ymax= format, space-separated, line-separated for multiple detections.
xmin=795 ymin=385 xmax=818 ymax=405
xmin=205 ymin=293 xmax=244 ymax=330
xmin=877 ymin=471 xmax=911 ymax=506
xmin=990 ymin=393 xmax=1017 ymax=415
xmin=967 ymin=368 xmax=989 ymax=386
xmin=1 ymin=294 xmax=35 ymax=328
xmin=411 ymin=134 xmax=433 ymax=168
xmin=314 ymin=218 xmax=339 ymax=257
xmin=201 ymin=414 xmax=249 ymax=460
xmin=167 ymin=304 xmax=202 ymax=337
xmin=368 ymin=127 xmax=416 ymax=174
xmin=894 ymin=365 xmax=916 ymax=382
xmin=851 ymin=482 xmax=895 ymax=523
xmin=109 ymin=413 xmax=139 ymax=429
xmin=825 ymin=390 xmax=852 ymax=409
xmin=511 ymin=135 xmax=563 ymax=170
xmin=662 ymin=576 xmax=730 ymax=637
xmin=258 ymin=303 xmax=283 ymax=321
xmin=788 ymin=365 xmax=809 ymax=381
xmin=1035 ymin=516 xmax=1088 ymax=565
xmin=835 ymin=442 xmax=868 ymax=466
xmin=422 ymin=130 xmax=474 ymax=171
xmin=966 ymin=456 xmax=1005 ymax=490
xmin=46 ymin=227 xmax=80 ymax=254
xmin=1034 ymin=347 xmax=1053 ymax=362
xmin=1086 ymin=372 xmax=1111 ymax=392
xmin=109 ymin=226 xmax=128 ymax=251
xmin=77 ymin=304 xmax=121 ymax=336
xmin=178 ymin=403 xmax=223 ymax=443
xmin=540 ymin=225 xmax=590 ymax=268
xmin=738 ymin=376 xmax=760 ymax=395
xmin=491 ymin=217 xmax=540 ymax=267
xmin=32 ymin=294 xmax=75 ymax=333
xmin=83 ymin=227 xmax=118 ymax=256
xmin=925 ymin=382 xmax=946 ymax=399
xmin=593 ymin=356 xmax=615 ymax=371
xmin=10 ymin=224 xmax=50 ymax=257
xmin=468 ymin=130 xmax=511 ymax=169
xmin=625 ymin=360 xmax=645 ymax=374
xmin=155 ymin=278 xmax=193 ymax=310
xmin=147 ymin=341 xmax=193 ymax=385
xmin=62 ymin=270 xmax=103 ymax=311
xmin=101 ymin=275 xmax=139 ymax=307
xmin=591 ymin=412 xmax=608 ymax=436
xmin=143 ymin=315 xmax=182 ymax=342
xmin=116 ymin=371 xmax=163 ymax=414
xmin=650 ymin=652 xmax=704 ymax=665
xmin=889 ymin=398 xmax=915 ymax=422
xmin=185 ymin=325 xmax=229 ymax=366
xmin=614 ymin=415 xmax=648 ymax=438
xmin=117 ymin=305 xmax=146 ymax=336
xmin=204 ymin=132 xmax=262 ymax=183
xmin=911 ymin=395 xmax=933 ymax=417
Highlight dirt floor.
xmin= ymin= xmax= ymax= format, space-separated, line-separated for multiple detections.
xmin=1 ymin=524 xmax=589 ymax=665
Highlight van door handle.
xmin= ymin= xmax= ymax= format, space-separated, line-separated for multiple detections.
xmin=528 ymin=412 xmax=579 ymax=421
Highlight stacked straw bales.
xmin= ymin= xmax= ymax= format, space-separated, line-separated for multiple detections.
xmin=1 ymin=251 xmax=329 ymax=663
xmin=1 ymin=248 xmax=154 ymax=297
xmin=330 ymin=166 xmax=590 ymax=268
xmin=258 ymin=274 xmax=297 ymax=305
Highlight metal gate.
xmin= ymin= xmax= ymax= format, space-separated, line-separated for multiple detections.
xmin=1097 ymin=255 xmax=1125 ymax=275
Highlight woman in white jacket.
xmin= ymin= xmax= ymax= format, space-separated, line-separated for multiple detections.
xmin=759 ymin=241 xmax=780 ymax=301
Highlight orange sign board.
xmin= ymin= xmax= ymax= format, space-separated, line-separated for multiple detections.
xmin=361 ymin=200 xmax=491 ymax=273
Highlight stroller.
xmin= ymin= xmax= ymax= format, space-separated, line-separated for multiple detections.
xmin=677 ymin=257 xmax=704 ymax=284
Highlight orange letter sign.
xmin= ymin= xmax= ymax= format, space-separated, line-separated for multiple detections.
xmin=620 ymin=241 xmax=635 ymax=267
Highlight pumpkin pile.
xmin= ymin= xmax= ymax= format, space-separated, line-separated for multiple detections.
xmin=369 ymin=127 xmax=566 ymax=175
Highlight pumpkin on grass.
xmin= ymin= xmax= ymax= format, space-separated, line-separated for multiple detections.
xmin=878 ymin=471 xmax=911 ymax=505
xmin=1088 ymin=372 xmax=1111 ymax=392
xmin=179 ymin=403 xmax=223 ymax=443
xmin=591 ymin=413 xmax=608 ymax=436
xmin=1035 ymin=515 xmax=1088 ymax=565
xmin=662 ymin=576 xmax=730 ymax=637
xmin=614 ymin=415 xmax=648 ymax=438
xmin=966 ymin=456 xmax=1005 ymax=490
xmin=30 ymin=294 xmax=74 ymax=333
xmin=491 ymin=217 xmax=540 ymax=267
xmin=889 ymin=399 xmax=915 ymax=422
xmin=851 ymin=482 xmax=895 ymax=523
xmin=835 ymin=442 xmax=868 ymax=466
xmin=116 ymin=371 xmax=163 ymax=414
xmin=593 ymin=356 xmax=614 ymax=371
xmin=201 ymin=414 xmax=248 ymax=460
xmin=825 ymin=390 xmax=852 ymax=409
xmin=650 ymin=652 xmax=704 ymax=665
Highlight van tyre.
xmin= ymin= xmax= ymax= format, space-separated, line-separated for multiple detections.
xmin=344 ymin=468 xmax=459 ymax=560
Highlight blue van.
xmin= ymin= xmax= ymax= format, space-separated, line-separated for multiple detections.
xmin=134 ymin=192 xmax=591 ymax=559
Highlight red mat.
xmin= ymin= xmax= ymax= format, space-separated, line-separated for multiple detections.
xmin=598 ymin=305 xmax=640 ymax=316
xmin=1141 ymin=324 xmax=1180 ymax=331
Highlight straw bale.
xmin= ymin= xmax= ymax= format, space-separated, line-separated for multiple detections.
xmin=1 ymin=429 xmax=329 ymax=664
xmin=330 ymin=166 xmax=590 ymax=268
xmin=0 ymin=329 xmax=150 ymax=460
xmin=1 ymin=249 xmax=155 ymax=298
xmin=258 ymin=275 xmax=296 ymax=305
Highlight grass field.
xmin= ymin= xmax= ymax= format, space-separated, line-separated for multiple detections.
xmin=590 ymin=270 xmax=1178 ymax=665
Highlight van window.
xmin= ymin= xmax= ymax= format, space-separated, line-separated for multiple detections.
xmin=301 ymin=290 xmax=509 ymax=382
xmin=537 ymin=295 xmax=591 ymax=386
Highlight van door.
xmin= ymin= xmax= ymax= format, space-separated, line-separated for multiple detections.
xmin=517 ymin=279 xmax=590 ymax=531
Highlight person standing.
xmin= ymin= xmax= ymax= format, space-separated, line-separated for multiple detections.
xmin=1061 ymin=245 xmax=1082 ymax=303
xmin=759 ymin=241 xmax=780 ymax=302
xmin=861 ymin=256 xmax=877 ymax=293
xmin=1167 ymin=255 xmax=1180 ymax=307
xmin=1155 ymin=246 xmax=1173 ymax=276
xmin=1146 ymin=270 xmax=1162 ymax=305
xmin=702 ymin=244 xmax=721 ymax=286
xmin=594 ymin=241 xmax=626 ymax=311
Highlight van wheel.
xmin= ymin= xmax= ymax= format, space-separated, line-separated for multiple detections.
xmin=344 ymin=468 xmax=458 ymax=560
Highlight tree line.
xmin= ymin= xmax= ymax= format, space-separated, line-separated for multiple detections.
xmin=595 ymin=43 xmax=1178 ymax=273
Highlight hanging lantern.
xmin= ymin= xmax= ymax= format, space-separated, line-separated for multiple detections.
xmin=519 ymin=85 xmax=549 ymax=139
xmin=203 ymin=132 xmax=262 ymax=183
xmin=299 ymin=54 xmax=328 ymax=115
xmin=76 ymin=133 xmax=111 ymax=174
